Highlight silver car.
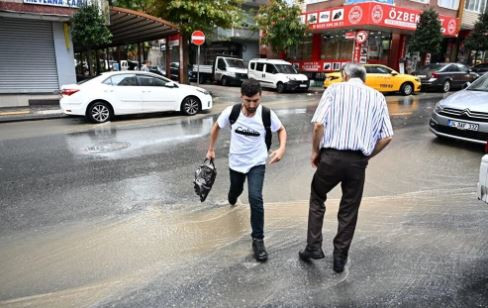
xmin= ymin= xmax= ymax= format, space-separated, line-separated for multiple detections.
xmin=430 ymin=73 xmax=488 ymax=144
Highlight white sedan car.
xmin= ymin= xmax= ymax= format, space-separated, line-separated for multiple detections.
xmin=60 ymin=71 xmax=213 ymax=123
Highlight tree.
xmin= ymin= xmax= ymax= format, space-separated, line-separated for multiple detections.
xmin=464 ymin=10 xmax=488 ymax=64
xmin=151 ymin=0 xmax=242 ymax=84
xmin=111 ymin=0 xmax=152 ymax=11
xmin=409 ymin=8 xmax=443 ymax=64
xmin=71 ymin=2 xmax=112 ymax=76
xmin=255 ymin=0 xmax=308 ymax=56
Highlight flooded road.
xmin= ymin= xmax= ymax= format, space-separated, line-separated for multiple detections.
xmin=1 ymin=92 xmax=487 ymax=306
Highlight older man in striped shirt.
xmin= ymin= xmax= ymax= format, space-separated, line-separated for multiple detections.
xmin=299 ymin=63 xmax=393 ymax=273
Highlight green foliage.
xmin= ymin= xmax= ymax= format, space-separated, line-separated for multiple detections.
xmin=112 ymin=0 xmax=152 ymax=11
xmin=465 ymin=10 xmax=488 ymax=52
xmin=71 ymin=2 xmax=112 ymax=49
xmin=255 ymin=0 xmax=308 ymax=54
xmin=152 ymin=0 xmax=243 ymax=37
xmin=409 ymin=9 xmax=443 ymax=56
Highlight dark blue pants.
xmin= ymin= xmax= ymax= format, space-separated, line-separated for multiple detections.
xmin=229 ymin=165 xmax=266 ymax=239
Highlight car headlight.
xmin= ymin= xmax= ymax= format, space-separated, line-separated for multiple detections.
xmin=196 ymin=88 xmax=210 ymax=95
xmin=434 ymin=103 xmax=443 ymax=113
xmin=415 ymin=78 xmax=420 ymax=82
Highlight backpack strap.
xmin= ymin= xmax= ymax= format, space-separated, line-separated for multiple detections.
xmin=229 ymin=104 xmax=241 ymax=125
xmin=261 ymin=106 xmax=272 ymax=151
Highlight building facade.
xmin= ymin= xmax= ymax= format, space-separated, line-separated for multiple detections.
xmin=0 ymin=0 xmax=87 ymax=107
xmin=290 ymin=0 xmax=461 ymax=78
xmin=458 ymin=0 xmax=487 ymax=64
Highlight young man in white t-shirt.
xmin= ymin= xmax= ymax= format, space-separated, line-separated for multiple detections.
xmin=206 ymin=79 xmax=287 ymax=262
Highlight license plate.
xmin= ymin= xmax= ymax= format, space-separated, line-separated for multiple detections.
xmin=448 ymin=120 xmax=479 ymax=131
xmin=416 ymin=75 xmax=426 ymax=78
xmin=299 ymin=84 xmax=307 ymax=87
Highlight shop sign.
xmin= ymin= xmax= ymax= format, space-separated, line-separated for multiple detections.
xmin=303 ymin=61 xmax=321 ymax=72
xmin=304 ymin=2 xmax=459 ymax=37
xmin=344 ymin=31 xmax=356 ymax=39
xmin=345 ymin=0 xmax=394 ymax=4
xmin=24 ymin=0 xmax=90 ymax=8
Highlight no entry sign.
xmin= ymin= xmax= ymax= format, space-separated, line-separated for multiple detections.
xmin=191 ymin=30 xmax=205 ymax=46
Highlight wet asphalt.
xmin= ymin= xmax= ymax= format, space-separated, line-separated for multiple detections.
xmin=0 ymin=88 xmax=487 ymax=307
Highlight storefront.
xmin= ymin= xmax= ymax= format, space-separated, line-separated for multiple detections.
xmin=0 ymin=0 xmax=79 ymax=107
xmin=290 ymin=2 xmax=459 ymax=78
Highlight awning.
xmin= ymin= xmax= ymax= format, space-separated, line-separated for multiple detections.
xmin=108 ymin=6 xmax=179 ymax=46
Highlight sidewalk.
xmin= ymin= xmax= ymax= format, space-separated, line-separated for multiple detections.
xmin=0 ymin=105 xmax=65 ymax=123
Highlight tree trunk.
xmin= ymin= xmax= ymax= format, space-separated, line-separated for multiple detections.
xmin=95 ymin=49 xmax=101 ymax=75
xmin=87 ymin=48 xmax=94 ymax=76
xmin=179 ymin=35 xmax=189 ymax=84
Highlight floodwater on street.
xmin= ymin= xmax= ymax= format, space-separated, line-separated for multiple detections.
xmin=0 ymin=92 xmax=487 ymax=307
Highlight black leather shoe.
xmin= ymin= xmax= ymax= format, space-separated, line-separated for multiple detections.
xmin=298 ymin=246 xmax=325 ymax=262
xmin=252 ymin=239 xmax=268 ymax=262
xmin=333 ymin=257 xmax=347 ymax=273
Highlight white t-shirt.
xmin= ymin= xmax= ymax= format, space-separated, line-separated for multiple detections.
xmin=217 ymin=105 xmax=283 ymax=173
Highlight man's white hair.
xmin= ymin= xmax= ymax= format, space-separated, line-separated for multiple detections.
xmin=342 ymin=63 xmax=366 ymax=82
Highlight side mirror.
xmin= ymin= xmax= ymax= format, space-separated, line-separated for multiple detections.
xmin=166 ymin=81 xmax=177 ymax=88
xmin=391 ymin=72 xmax=398 ymax=76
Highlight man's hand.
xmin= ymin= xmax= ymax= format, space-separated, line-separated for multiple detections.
xmin=206 ymin=149 xmax=215 ymax=161
xmin=311 ymin=150 xmax=320 ymax=168
xmin=269 ymin=148 xmax=285 ymax=164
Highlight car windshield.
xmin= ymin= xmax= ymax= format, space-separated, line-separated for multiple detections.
xmin=225 ymin=59 xmax=245 ymax=68
xmin=467 ymin=74 xmax=488 ymax=92
xmin=275 ymin=64 xmax=297 ymax=74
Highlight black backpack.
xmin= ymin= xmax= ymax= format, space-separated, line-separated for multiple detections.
xmin=228 ymin=104 xmax=272 ymax=150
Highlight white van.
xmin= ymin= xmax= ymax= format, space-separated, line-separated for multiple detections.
xmin=248 ymin=59 xmax=309 ymax=93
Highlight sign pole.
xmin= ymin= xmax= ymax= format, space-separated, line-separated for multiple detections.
xmin=197 ymin=45 xmax=200 ymax=85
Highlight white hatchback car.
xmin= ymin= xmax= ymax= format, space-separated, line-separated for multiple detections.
xmin=60 ymin=71 xmax=213 ymax=123
xmin=478 ymin=154 xmax=488 ymax=204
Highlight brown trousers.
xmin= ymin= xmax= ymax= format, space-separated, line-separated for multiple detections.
xmin=307 ymin=148 xmax=368 ymax=258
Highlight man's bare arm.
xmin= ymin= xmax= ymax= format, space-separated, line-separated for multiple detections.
xmin=206 ymin=123 xmax=220 ymax=160
xmin=369 ymin=137 xmax=392 ymax=159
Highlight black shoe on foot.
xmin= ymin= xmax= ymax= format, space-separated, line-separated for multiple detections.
xmin=333 ymin=256 xmax=347 ymax=273
xmin=252 ymin=238 xmax=268 ymax=262
xmin=298 ymin=246 xmax=325 ymax=262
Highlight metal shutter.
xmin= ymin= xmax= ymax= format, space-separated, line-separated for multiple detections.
xmin=0 ymin=17 xmax=59 ymax=93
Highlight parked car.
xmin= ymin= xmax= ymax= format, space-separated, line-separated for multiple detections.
xmin=477 ymin=154 xmax=488 ymax=204
xmin=189 ymin=56 xmax=248 ymax=85
xmin=323 ymin=64 xmax=420 ymax=96
xmin=149 ymin=65 xmax=166 ymax=76
xmin=472 ymin=63 xmax=488 ymax=76
xmin=248 ymin=59 xmax=309 ymax=93
xmin=429 ymin=72 xmax=488 ymax=144
xmin=60 ymin=71 xmax=213 ymax=123
xmin=413 ymin=63 xmax=479 ymax=92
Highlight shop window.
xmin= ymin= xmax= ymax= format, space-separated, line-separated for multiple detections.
xmin=437 ymin=0 xmax=459 ymax=10
xmin=302 ymin=35 xmax=313 ymax=60
xmin=367 ymin=31 xmax=391 ymax=64
xmin=321 ymin=32 xmax=354 ymax=61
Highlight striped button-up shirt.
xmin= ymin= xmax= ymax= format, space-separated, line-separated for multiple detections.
xmin=311 ymin=78 xmax=393 ymax=156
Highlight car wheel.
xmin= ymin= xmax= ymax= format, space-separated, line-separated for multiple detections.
xmin=181 ymin=96 xmax=201 ymax=116
xmin=400 ymin=82 xmax=414 ymax=96
xmin=442 ymin=80 xmax=451 ymax=93
xmin=87 ymin=101 xmax=112 ymax=123
xmin=221 ymin=76 xmax=228 ymax=86
xmin=277 ymin=82 xmax=285 ymax=93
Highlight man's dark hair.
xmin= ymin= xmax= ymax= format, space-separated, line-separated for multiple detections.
xmin=241 ymin=79 xmax=262 ymax=97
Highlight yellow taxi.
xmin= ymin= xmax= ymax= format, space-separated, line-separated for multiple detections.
xmin=323 ymin=64 xmax=421 ymax=96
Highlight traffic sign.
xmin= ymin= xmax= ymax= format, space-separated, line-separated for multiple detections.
xmin=355 ymin=30 xmax=368 ymax=44
xmin=191 ymin=30 xmax=205 ymax=46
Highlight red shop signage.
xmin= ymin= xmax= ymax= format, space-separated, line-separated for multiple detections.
xmin=303 ymin=3 xmax=459 ymax=37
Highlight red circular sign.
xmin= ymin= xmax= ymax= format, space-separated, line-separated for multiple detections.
xmin=191 ymin=30 xmax=205 ymax=46
xmin=356 ymin=31 xmax=368 ymax=44
xmin=348 ymin=6 xmax=363 ymax=25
